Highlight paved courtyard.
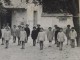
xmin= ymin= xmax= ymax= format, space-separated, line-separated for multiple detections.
xmin=0 ymin=37 xmax=80 ymax=60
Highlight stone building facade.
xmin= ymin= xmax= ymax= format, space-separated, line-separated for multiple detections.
xmin=1 ymin=0 xmax=74 ymax=29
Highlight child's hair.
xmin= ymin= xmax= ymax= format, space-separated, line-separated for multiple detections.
xmin=18 ymin=25 xmax=21 ymax=27
xmin=6 ymin=27 xmax=9 ymax=30
xmin=33 ymin=26 xmax=36 ymax=29
xmin=54 ymin=25 xmax=58 ymax=27
xmin=71 ymin=27 xmax=75 ymax=29
xmin=67 ymin=25 xmax=70 ymax=27
xmin=48 ymin=27 xmax=52 ymax=29
xmin=26 ymin=24 xmax=29 ymax=26
xmin=37 ymin=24 xmax=41 ymax=26
xmin=13 ymin=25 xmax=16 ymax=27
xmin=22 ymin=26 xmax=24 ymax=28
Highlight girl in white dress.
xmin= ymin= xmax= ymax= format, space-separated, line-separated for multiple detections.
xmin=57 ymin=28 xmax=66 ymax=51
xmin=69 ymin=27 xmax=77 ymax=48
xmin=20 ymin=26 xmax=27 ymax=49
xmin=1 ymin=25 xmax=6 ymax=45
xmin=37 ymin=28 xmax=45 ymax=50
xmin=47 ymin=27 xmax=53 ymax=47
xmin=4 ymin=27 xmax=11 ymax=48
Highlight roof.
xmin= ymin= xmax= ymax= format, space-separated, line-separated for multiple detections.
xmin=1 ymin=1 xmax=27 ymax=9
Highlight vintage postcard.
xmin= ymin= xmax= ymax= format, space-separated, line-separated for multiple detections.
xmin=0 ymin=0 xmax=79 ymax=60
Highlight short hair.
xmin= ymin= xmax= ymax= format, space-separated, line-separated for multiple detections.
xmin=67 ymin=25 xmax=70 ymax=27
xmin=33 ymin=26 xmax=36 ymax=29
xmin=48 ymin=27 xmax=52 ymax=29
xmin=71 ymin=27 xmax=75 ymax=29
xmin=54 ymin=25 xmax=58 ymax=27
xmin=26 ymin=24 xmax=29 ymax=26
xmin=37 ymin=24 xmax=40 ymax=26
xmin=18 ymin=25 xmax=21 ymax=27
xmin=5 ymin=27 xmax=9 ymax=30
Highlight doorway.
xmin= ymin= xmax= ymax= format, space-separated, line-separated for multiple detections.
xmin=33 ymin=11 xmax=38 ymax=26
xmin=0 ymin=10 xmax=12 ymax=28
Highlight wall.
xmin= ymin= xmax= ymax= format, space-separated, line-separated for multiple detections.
xmin=11 ymin=3 xmax=74 ymax=29
xmin=12 ymin=10 xmax=27 ymax=27
xmin=39 ymin=17 xmax=73 ymax=29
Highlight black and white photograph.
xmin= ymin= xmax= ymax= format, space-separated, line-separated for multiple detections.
xmin=0 ymin=0 xmax=80 ymax=60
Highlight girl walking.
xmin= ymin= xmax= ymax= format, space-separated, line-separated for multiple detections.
xmin=1 ymin=25 xmax=6 ymax=45
xmin=31 ymin=27 xmax=38 ymax=46
xmin=37 ymin=28 xmax=45 ymax=50
xmin=20 ymin=26 xmax=27 ymax=49
xmin=69 ymin=27 xmax=77 ymax=48
xmin=47 ymin=27 xmax=53 ymax=47
xmin=4 ymin=27 xmax=11 ymax=48
xmin=57 ymin=28 xmax=66 ymax=51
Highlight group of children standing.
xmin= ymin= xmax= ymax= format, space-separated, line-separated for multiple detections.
xmin=55 ymin=25 xmax=77 ymax=50
xmin=0 ymin=24 xmax=77 ymax=51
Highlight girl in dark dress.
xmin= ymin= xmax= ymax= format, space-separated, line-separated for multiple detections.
xmin=31 ymin=27 xmax=38 ymax=46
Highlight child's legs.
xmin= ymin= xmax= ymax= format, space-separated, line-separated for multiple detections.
xmin=5 ymin=40 xmax=9 ymax=48
xmin=40 ymin=41 xmax=43 ymax=50
xmin=1 ymin=38 xmax=4 ymax=45
xmin=22 ymin=41 xmax=25 ymax=49
xmin=67 ymin=38 xmax=69 ymax=45
xmin=13 ymin=36 xmax=16 ymax=43
xmin=71 ymin=39 xmax=75 ymax=48
xmin=40 ymin=41 xmax=41 ymax=49
xmin=25 ymin=37 xmax=28 ymax=43
xmin=33 ymin=39 xmax=36 ymax=46
xmin=49 ymin=40 xmax=52 ymax=47
xmin=34 ymin=39 xmax=36 ymax=45
xmin=33 ymin=40 xmax=35 ymax=46
xmin=59 ymin=42 xmax=63 ymax=50
xmin=18 ymin=37 xmax=20 ymax=45
xmin=67 ymin=37 xmax=70 ymax=45
xmin=71 ymin=39 xmax=73 ymax=47
xmin=42 ymin=41 xmax=43 ymax=49
xmin=55 ymin=38 xmax=57 ymax=44
xmin=57 ymin=41 xmax=60 ymax=47
xmin=27 ymin=36 xmax=28 ymax=40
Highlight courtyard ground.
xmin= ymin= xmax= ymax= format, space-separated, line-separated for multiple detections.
xmin=0 ymin=37 xmax=80 ymax=60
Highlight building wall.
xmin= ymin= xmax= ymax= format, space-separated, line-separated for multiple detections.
xmin=11 ymin=3 xmax=74 ymax=29
xmin=39 ymin=17 xmax=73 ymax=29
xmin=12 ymin=10 xmax=27 ymax=27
